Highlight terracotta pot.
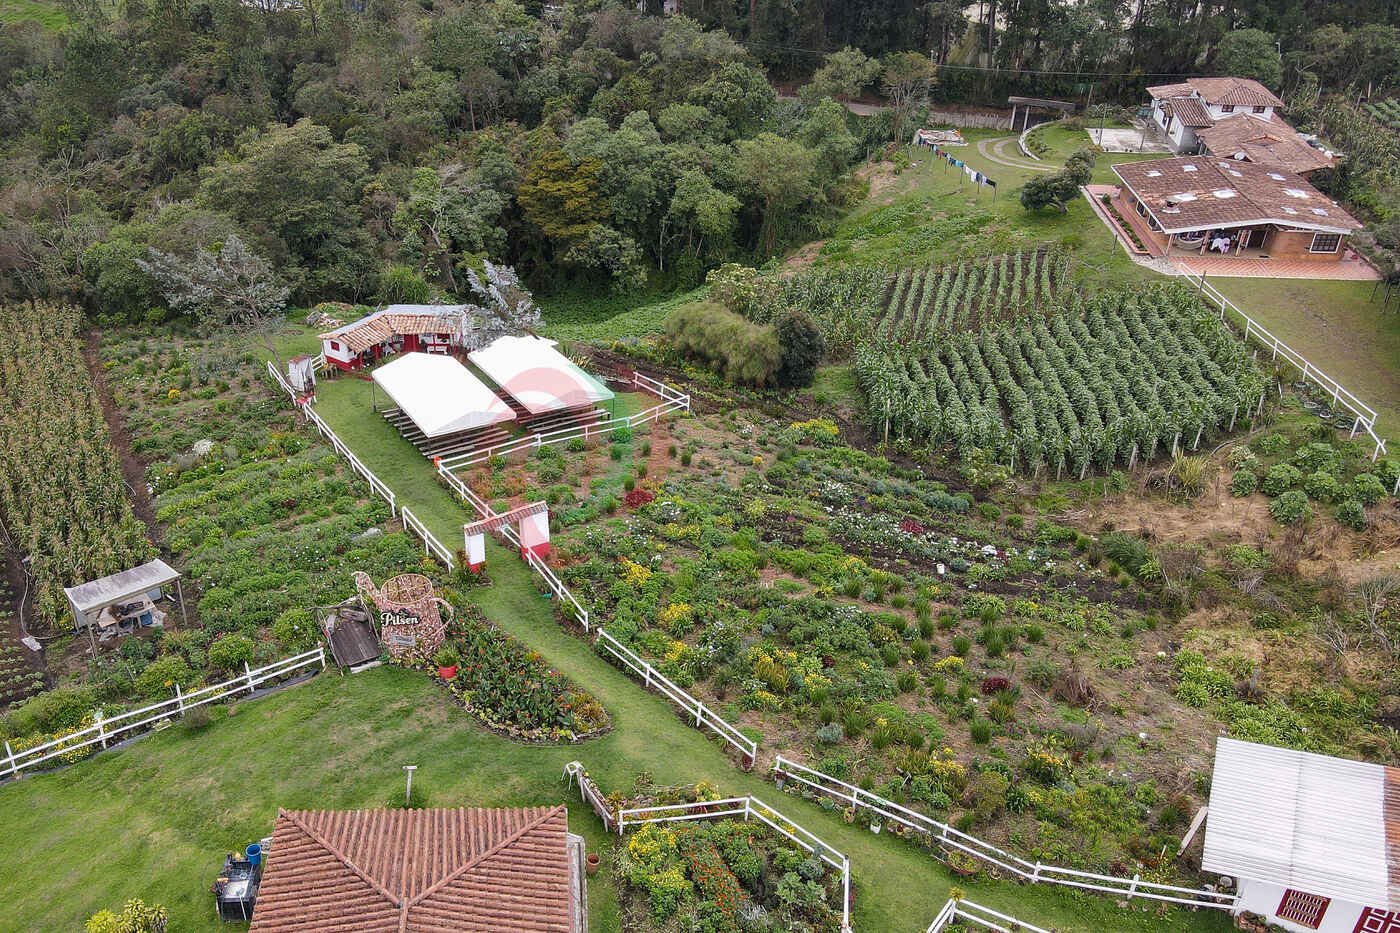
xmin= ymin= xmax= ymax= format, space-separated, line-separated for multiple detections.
xmin=585 ymin=853 xmax=600 ymax=877
xmin=437 ymin=665 xmax=458 ymax=680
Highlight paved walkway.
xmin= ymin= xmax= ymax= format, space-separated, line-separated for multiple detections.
xmin=976 ymin=136 xmax=1052 ymax=172
xmin=1168 ymin=254 xmax=1382 ymax=280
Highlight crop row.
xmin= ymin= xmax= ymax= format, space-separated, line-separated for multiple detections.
xmin=1364 ymin=98 xmax=1400 ymax=131
xmin=0 ymin=304 xmax=154 ymax=632
xmin=874 ymin=249 xmax=1066 ymax=347
xmin=751 ymin=250 xmax=1064 ymax=356
xmin=855 ymin=284 xmax=1267 ymax=472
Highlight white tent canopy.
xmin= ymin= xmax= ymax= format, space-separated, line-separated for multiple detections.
xmin=468 ymin=335 xmax=615 ymax=416
xmin=372 ymin=352 xmax=516 ymax=438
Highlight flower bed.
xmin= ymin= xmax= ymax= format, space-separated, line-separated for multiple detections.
xmin=425 ymin=601 xmax=609 ymax=743
xmin=617 ymin=793 xmax=843 ymax=932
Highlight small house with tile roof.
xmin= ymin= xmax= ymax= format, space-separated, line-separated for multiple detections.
xmin=1201 ymin=738 xmax=1400 ymax=933
xmin=1147 ymin=77 xmax=1286 ymax=155
xmin=1110 ymin=156 xmax=1361 ymax=262
xmin=248 ymin=805 xmax=586 ymax=932
xmin=319 ymin=304 xmax=473 ymax=373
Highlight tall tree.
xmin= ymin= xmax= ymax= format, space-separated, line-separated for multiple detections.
xmin=1213 ymin=28 xmax=1283 ymax=90
xmin=882 ymin=51 xmax=937 ymax=144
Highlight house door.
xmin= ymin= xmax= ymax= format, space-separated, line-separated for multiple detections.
xmin=403 ymin=334 xmax=420 ymax=352
xmin=1245 ymin=228 xmax=1268 ymax=249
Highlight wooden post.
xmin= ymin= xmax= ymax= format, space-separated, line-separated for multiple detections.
xmin=3 ymin=740 xmax=14 ymax=779
xmin=245 ymin=662 xmax=256 ymax=696
xmin=175 ymin=577 xmax=189 ymax=627
xmin=1128 ymin=444 xmax=1138 ymax=470
xmin=1229 ymin=405 xmax=1238 ymax=431
xmin=1192 ymin=426 xmax=1203 ymax=450
xmin=96 ymin=709 xmax=107 ymax=750
xmin=175 ymin=682 xmax=184 ymax=715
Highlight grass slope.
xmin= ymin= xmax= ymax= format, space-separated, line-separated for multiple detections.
xmin=0 ymin=0 xmax=67 ymax=29
xmin=1211 ymin=278 xmax=1400 ymax=440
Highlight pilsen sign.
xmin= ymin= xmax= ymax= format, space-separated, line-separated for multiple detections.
xmin=353 ymin=571 xmax=450 ymax=661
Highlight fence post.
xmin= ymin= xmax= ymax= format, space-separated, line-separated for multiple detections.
xmin=3 ymin=740 xmax=14 ymax=779
xmin=319 ymin=647 xmax=327 ymax=670
xmin=175 ymin=682 xmax=185 ymax=715
xmin=245 ymin=662 xmax=256 ymax=696
xmin=95 ymin=709 xmax=107 ymax=750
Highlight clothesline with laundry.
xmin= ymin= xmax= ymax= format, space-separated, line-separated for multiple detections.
xmin=920 ymin=141 xmax=999 ymax=197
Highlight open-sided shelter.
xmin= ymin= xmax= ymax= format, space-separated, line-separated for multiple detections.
xmin=371 ymin=353 xmax=516 ymax=439
xmin=319 ymin=304 xmax=471 ymax=372
xmin=468 ymin=336 xmax=614 ymax=420
xmin=64 ymin=558 xmax=186 ymax=650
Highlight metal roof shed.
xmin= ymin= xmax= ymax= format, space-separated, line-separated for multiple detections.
xmin=64 ymin=559 xmax=187 ymax=650
xmin=1202 ymin=737 xmax=1400 ymax=932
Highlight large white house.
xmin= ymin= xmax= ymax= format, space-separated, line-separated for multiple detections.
xmin=1202 ymin=737 xmax=1400 ymax=933
xmin=1148 ymin=77 xmax=1284 ymax=153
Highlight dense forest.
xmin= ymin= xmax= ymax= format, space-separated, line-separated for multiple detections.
xmin=1 ymin=0 xmax=1398 ymax=318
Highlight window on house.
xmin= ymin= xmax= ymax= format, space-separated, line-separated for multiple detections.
xmin=1221 ymin=104 xmax=1235 ymax=113
xmin=1253 ymin=105 xmax=1266 ymax=113
xmin=1275 ymin=889 xmax=1329 ymax=929
xmin=329 ymin=341 xmax=340 ymax=351
xmin=1310 ymin=233 xmax=1342 ymax=253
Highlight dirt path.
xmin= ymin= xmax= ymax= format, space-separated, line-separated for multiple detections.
xmin=975 ymin=136 xmax=1053 ymax=172
xmin=83 ymin=330 xmax=160 ymax=542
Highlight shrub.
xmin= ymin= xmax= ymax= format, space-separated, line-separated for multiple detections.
xmin=969 ymin=719 xmax=993 ymax=744
xmin=897 ymin=670 xmax=918 ymax=692
xmin=1292 ymin=442 xmax=1338 ymax=474
xmin=774 ymin=311 xmax=825 ymax=388
xmin=979 ymin=676 xmax=1011 ymax=695
xmin=3 ymin=685 xmax=97 ymax=738
xmin=664 ymin=302 xmax=782 ymax=386
xmin=272 ymin=608 xmax=319 ymax=653
xmin=1269 ymin=491 xmax=1311 ymax=525
xmin=1336 ymin=499 xmax=1367 ymax=531
xmin=1229 ymin=469 xmax=1257 ymax=497
xmin=85 ymin=899 xmax=169 ymax=933
xmin=1352 ymin=473 xmax=1386 ymax=505
xmin=951 ymin=636 xmax=971 ymax=656
xmin=208 ymin=634 xmax=256 ymax=672
xmin=135 ymin=655 xmax=193 ymax=699
xmin=1303 ymin=470 xmax=1344 ymax=503
xmin=1261 ymin=463 xmax=1302 ymax=496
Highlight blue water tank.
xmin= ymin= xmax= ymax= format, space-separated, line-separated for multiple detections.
xmin=245 ymin=843 xmax=262 ymax=866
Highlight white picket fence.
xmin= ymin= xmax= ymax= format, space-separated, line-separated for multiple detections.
xmin=265 ymin=361 xmax=461 ymax=571
xmin=1187 ymin=272 xmax=1389 ymax=461
xmin=616 ymin=796 xmax=851 ymax=932
xmin=563 ymin=761 xmax=850 ymax=930
xmin=772 ymin=756 xmax=1237 ymax=911
xmin=593 ymin=628 xmax=756 ymax=761
xmin=2 ymin=648 xmax=326 ymax=780
xmin=438 ymin=457 xmax=757 ymax=764
xmin=437 ymin=372 xmax=690 ymax=471
xmin=926 ymin=898 xmax=1054 ymax=933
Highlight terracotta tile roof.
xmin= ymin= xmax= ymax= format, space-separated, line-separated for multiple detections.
xmin=1184 ymin=76 xmax=1283 ymax=109
xmin=1146 ymin=81 xmax=1196 ymax=100
xmin=320 ymin=305 xmax=469 ymax=355
xmin=1195 ymin=113 xmax=1335 ymax=175
xmin=250 ymin=806 xmax=575 ymax=932
xmin=1163 ymin=96 xmax=1214 ymax=128
xmin=1113 ymin=156 xmax=1362 ymax=235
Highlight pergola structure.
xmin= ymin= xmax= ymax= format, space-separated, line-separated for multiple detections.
xmin=64 ymin=558 xmax=187 ymax=652
xmin=463 ymin=501 xmax=550 ymax=570
xmin=1007 ymin=96 xmax=1076 ymax=131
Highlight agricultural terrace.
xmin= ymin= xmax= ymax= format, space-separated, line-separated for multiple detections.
xmin=0 ymin=304 xmax=154 ymax=631
xmin=856 ymin=283 xmax=1267 ymax=473
xmin=467 ymin=409 xmax=1204 ymax=879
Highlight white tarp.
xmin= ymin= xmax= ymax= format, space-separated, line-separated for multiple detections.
xmin=469 ymin=335 xmax=614 ymax=416
xmin=372 ymin=353 xmax=516 ymax=438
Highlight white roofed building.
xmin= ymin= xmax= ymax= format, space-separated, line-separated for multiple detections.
xmin=1202 ymin=737 xmax=1400 ymax=933
xmin=371 ymin=353 xmax=515 ymax=438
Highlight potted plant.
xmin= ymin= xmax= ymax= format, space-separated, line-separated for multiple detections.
xmin=434 ymin=647 xmax=459 ymax=681
xmin=585 ymin=852 xmax=600 ymax=877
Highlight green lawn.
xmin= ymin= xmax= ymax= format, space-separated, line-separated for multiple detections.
xmin=1211 ymin=278 xmax=1400 ymax=440
xmin=810 ymin=127 xmax=1165 ymax=289
xmin=0 ymin=0 xmax=67 ymax=29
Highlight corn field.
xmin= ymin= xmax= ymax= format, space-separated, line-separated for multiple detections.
xmin=854 ymin=284 xmax=1268 ymax=475
xmin=752 ymin=249 xmax=1066 ymax=356
xmin=0 ymin=304 xmax=154 ymax=632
